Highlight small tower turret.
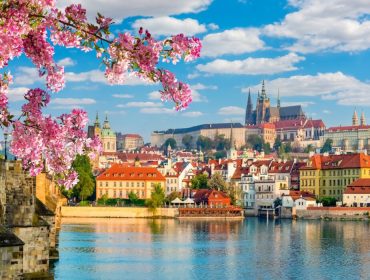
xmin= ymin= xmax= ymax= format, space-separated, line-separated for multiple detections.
xmin=361 ymin=111 xmax=366 ymax=126
xmin=352 ymin=109 xmax=359 ymax=126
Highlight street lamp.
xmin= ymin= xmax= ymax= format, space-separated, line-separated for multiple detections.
xmin=3 ymin=130 xmax=8 ymax=161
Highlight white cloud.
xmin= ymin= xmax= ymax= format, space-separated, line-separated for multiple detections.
xmin=182 ymin=111 xmax=203 ymax=117
xmin=58 ymin=0 xmax=212 ymax=23
xmin=65 ymin=70 xmax=152 ymax=86
xmin=8 ymin=87 xmax=29 ymax=102
xmin=187 ymin=72 xmax=200 ymax=79
xmin=14 ymin=67 xmax=42 ymax=86
xmin=112 ymin=94 xmax=134 ymax=99
xmin=140 ymin=107 xmax=175 ymax=114
xmin=57 ymin=57 xmax=75 ymax=67
xmin=52 ymin=98 xmax=96 ymax=105
xmin=207 ymin=23 xmax=219 ymax=30
xmin=243 ymin=72 xmax=370 ymax=106
xmin=117 ymin=102 xmax=163 ymax=108
xmin=197 ymin=53 xmax=304 ymax=75
xmin=264 ymin=0 xmax=370 ymax=53
xmin=132 ymin=17 xmax=207 ymax=36
xmin=148 ymin=88 xmax=207 ymax=102
xmin=148 ymin=91 xmax=161 ymax=100
xmin=201 ymin=28 xmax=264 ymax=57
xmin=323 ymin=110 xmax=332 ymax=114
xmin=218 ymin=106 xmax=245 ymax=115
xmin=104 ymin=110 xmax=126 ymax=115
xmin=191 ymin=83 xmax=218 ymax=90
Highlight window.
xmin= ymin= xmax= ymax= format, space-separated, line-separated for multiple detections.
xmin=114 ymin=182 xmax=116 ymax=187
xmin=105 ymin=182 xmax=108 ymax=187
xmin=99 ymin=182 xmax=102 ymax=187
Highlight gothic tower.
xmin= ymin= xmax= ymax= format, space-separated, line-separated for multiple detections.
xmin=352 ymin=109 xmax=359 ymax=126
xmin=360 ymin=111 xmax=366 ymax=126
xmin=255 ymin=80 xmax=271 ymax=124
xmin=245 ymin=89 xmax=253 ymax=125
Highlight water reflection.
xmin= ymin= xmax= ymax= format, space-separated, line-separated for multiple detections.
xmin=53 ymin=218 xmax=370 ymax=280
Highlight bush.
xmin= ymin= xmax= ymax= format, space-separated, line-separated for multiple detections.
xmin=319 ymin=196 xmax=337 ymax=207
xmin=78 ymin=200 xmax=90 ymax=206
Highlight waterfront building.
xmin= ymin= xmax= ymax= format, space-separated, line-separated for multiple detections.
xmin=300 ymin=153 xmax=370 ymax=200
xmin=343 ymin=178 xmax=370 ymax=207
xmin=193 ymin=189 xmax=231 ymax=207
xmin=96 ymin=165 xmax=166 ymax=200
xmin=151 ymin=122 xmax=246 ymax=149
xmin=321 ymin=111 xmax=370 ymax=153
xmin=117 ymin=133 xmax=144 ymax=151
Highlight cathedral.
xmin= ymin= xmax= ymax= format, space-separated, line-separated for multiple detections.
xmin=245 ymin=81 xmax=306 ymax=125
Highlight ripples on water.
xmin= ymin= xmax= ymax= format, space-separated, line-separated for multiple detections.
xmin=51 ymin=218 xmax=370 ymax=280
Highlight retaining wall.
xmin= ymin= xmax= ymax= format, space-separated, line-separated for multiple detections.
xmin=296 ymin=207 xmax=370 ymax=219
xmin=61 ymin=206 xmax=178 ymax=218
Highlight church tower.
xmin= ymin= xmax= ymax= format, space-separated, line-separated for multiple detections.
xmin=245 ymin=89 xmax=253 ymax=125
xmin=360 ymin=111 xmax=366 ymax=126
xmin=352 ymin=109 xmax=359 ymax=126
xmin=255 ymin=80 xmax=271 ymax=124
xmin=101 ymin=114 xmax=117 ymax=153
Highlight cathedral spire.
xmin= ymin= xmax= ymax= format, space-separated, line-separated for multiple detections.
xmin=103 ymin=114 xmax=111 ymax=129
xmin=245 ymin=89 xmax=253 ymax=125
xmin=261 ymin=80 xmax=267 ymax=99
xmin=277 ymin=89 xmax=281 ymax=108
xmin=352 ymin=109 xmax=359 ymax=126
xmin=360 ymin=111 xmax=366 ymax=126
xmin=94 ymin=111 xmax=100 ymax=128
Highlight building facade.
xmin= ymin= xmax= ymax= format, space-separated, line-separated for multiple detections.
xmin=96 ymin=165 xmax=165 ymax=200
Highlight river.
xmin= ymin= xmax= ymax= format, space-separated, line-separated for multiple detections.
xmin=51 ymin=218 xmax=370 ymax=280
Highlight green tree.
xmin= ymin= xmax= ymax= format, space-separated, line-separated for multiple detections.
xmin=182 ymin=134 xmax=193 ymax=150
xmin=196 ymin=135 xmax=213 ymax=151
xmin=284 ymin=142 xmax=292 ymax=153
xmin=273 ymin=138 xmax=282 ymax=151
xmin=128 ymin=191 xmax=139 ymax=205
xmin=214 ymin=134 xmax=230 ymax=151
xmin=208 ymin=173 xmax=228 ymax=192
xmin=263 ymin=142 xmax=271 ymax=154
xmin=190 ymin=174 xmax=209 ymax=189
xmin=319 ymin=196 xmax=337 ymax=207
xmin=213 ymin=150 xmax=226 ymax=160
xmin=165 ymin=191 xmax=181 ymax=204
xmin=146 ymin=184 xmax=166 ymax=210
xmin=321 ymin=138 xmax=333 ymax=153
xmin=304 ymin=144 xmax=315 ymax=153
xmin=70 ymin=155 xmax=95 ymax=201
xmin=163 ymin=138 xmax=177 ymax=150
xmin=247 ymin=134 xmax=263 ymax=152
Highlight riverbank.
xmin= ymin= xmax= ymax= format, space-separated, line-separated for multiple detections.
xmin=61 ymin=206 xmax=178 ymax=218
xmin=296 ymin=207 xmax=370 ymax=220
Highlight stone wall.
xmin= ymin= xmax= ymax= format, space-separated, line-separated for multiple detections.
xmin=296 ymin=207 xmax=370 ymax=219
xmin=61 ymin=206 xmax=178 ymax=218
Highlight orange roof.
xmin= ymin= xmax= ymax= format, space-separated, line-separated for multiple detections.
xmin=97 ymin=164 xmax=165 ymax=181
xmin=231 ymin=167 xmax=250 ymax=179
xmin=344 ymin=179 xmax=370 ymax=194
xmin=302 ymin=153 xmax=370 ymax=170
xmin=259 ymin=123 xmax=275 ymax=129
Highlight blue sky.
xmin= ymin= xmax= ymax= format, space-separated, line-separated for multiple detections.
xmin=7 ymin=0 xmax=370 ymax=141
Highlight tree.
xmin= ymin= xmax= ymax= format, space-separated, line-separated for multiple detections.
xmin=319 ymin=196 xmax=337 ymax=207
xmin=70 ymin=155 xmax=95 ymax=201
xmin=163 ymin=138 xmax=177 ymax=150
xmin=263 ymin=142 xmax=271 ymax=154
xmin=190 ymin=174 xmax=208 ymax=189
xmin=182 ymin=134 xmax=193 ymax=150
xmin=284 ymin=142 xmax=293 ymax=153
xmin=304 ymin=144 xmax=315 ymax=153
xmin=208 ymin=173 xmax=228 ymax=192
xmin=213 ymin=150 xmax=226 ymax=160
xmin=165 ymin=191 xmax=181 ymax=204
xmin=321 ymin=138 xmax=333 ymax=153
xmin=128 ymin=191 xmax=139 ymax=206
xmin=214 ymin=134 xmax=230 ymax=151
xmin=196 ymin=136 xmax=213 ymax=151
xmin=273 ymin=138 xmax=282 ymax=151
xmin=146 ymin=184 xmax=166 ymax=210
xmin=247 ymin=135 xmax=263 ymax=152
xmin=0 ymin=1 xmax=201 ymax=189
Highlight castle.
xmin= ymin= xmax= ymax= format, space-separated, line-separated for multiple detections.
xmin=245 ymin=81 xmax=306 ymax=125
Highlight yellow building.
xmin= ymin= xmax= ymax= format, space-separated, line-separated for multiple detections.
xmin=300 ymin=153 xmax=370 ymax=201
xmin=96 ymin=165 xmax=165 ymax=200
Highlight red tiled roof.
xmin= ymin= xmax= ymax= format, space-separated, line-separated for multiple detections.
xmin=269 ymin=161 xmax=294 ymax=173
xmin=117 ymin=152 xmax=164 ymax=162
xmin=348 ymin=178 xmax=370 ymax=188
xmin=97 ymin=164 xmax=165 ymax=181
xmin=231 ymin=167 xmax=250 ymax=179
xmin=259 ymin=123 xmax=275 ymax=129
xmin=123 ymin=134 xmax=142 ymax=138
xmin=344 ymin=179 xmax=370 ymax=194
xmin=301 ymin=153 xmax=370 ymax=170
xmin=304 ymin=119 xmax=325 ymax=128
xmin=327 ymin=125 xmax=370 ymax=132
